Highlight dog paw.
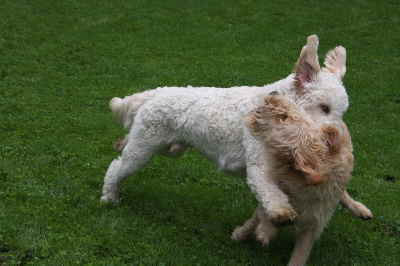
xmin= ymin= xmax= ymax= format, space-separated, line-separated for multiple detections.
xmin=231 ymin=226 xmax=251 ymax=241
xmin=268 ymin=206 xmax=297 ymax=226
xmin=255 ymin=228 xmax=271 ymax=247
xmin=351 ymin=202 xmax=373 ymax=220
xmin=100 ymin=194 xmax=120 ymax=205
xmin=255 ymin=234 xmax=270 ymax=247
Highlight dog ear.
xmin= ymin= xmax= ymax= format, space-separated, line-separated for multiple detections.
xmin=263 ymin=96 xmax=293 ymax=122
xmin=246 ymin=96 xmax=293 ymax=135
xmin=294 ymin=35 xmax=321 ymax=89
xmin=322 ymin=46 xmax=346 ymax=79
xmin=322 ymin=125 xmax=341 ymax=155
xmin=245 ymin=107 xmax=269 ymax=136
xmin=293 ymin=148 xmax=324 ymax=185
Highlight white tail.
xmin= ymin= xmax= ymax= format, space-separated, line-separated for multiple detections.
xmin=109 ymin=90 xmax=156 ymax=129
xmin=110 ymin=97 xmax=124 ymax=113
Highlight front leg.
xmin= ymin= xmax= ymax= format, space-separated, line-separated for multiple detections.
xmin=244 ymin=130 xmax=297 ymax=225
xmin=288 ymin=229 xmax=318 ymax=266
xmin=340 ymin=190 xmax=373 ymax=220
xmin=246 ymin=164 xmax=297 ymax=225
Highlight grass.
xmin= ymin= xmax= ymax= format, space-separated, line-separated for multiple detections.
xmin=0 ymin=0 xmax=399 ymax=265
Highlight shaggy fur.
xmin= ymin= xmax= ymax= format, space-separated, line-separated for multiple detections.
xmin=232 ymin=95 xmax=355 ymax=266
xmin=100 ymin=35 xmax=372 ymax=225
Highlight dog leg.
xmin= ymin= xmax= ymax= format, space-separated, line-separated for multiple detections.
xmin=247 ymin=165 xmax=297 ymax=226
xmin=101 ymin=128 xmax=165 ymax=203
xmin=340 ymin=190 xmax=373 ymax=220
xmin=287 ymin=229 xmax=318 ymax=266
xmin=243 ymin=130 xmax=297 ymax=225
xmin=254 ymin=206 xmax=278 ymax=246
xmin=231 ymin=208 xmax=259 ymax=241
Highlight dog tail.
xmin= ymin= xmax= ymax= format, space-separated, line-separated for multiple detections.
xmin=110 ymin=90 xmax=156 ymax=129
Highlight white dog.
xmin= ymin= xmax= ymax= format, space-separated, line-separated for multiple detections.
xmin=101 ymin=35 xmax=372 ymax=225
xmin=232 ymin=95 xmax=357 ymax=266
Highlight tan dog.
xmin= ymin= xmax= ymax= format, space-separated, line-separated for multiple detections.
xmin=232 ymin=95 xmax=358 ymax=266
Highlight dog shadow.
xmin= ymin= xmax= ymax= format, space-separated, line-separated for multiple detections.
xmin=113 ymin=175 xmax=299 ymax=265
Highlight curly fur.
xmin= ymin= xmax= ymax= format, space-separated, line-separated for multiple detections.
xmin=233 ymin=95 xmax=354 ymax=266
xmin=100 ymin=35 xmax=372 ymax=248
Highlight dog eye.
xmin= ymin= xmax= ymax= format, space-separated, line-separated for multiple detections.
xmin=320 ymin=104 xmax=331 ymax=114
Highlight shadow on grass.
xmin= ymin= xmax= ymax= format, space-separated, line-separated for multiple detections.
xmin=112 ymin=179 xmax=308 ymax=265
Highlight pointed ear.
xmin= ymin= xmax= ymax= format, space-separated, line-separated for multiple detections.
xmin=322 ymin=46 xmax=346 ymax=79
xmin=321 ymin=125 xmax=341 ymax=155
xmin=294 ymin=35 xmax=321 ymax=89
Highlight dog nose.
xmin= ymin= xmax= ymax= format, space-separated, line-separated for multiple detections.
xmin=306 ymin=174 xmax=325 ymax=185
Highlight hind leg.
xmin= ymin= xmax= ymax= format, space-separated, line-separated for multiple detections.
xmin=101 ymin=128 xmax=166 ymax=203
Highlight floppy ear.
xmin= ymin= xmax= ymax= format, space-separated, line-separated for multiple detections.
xmin=246 ymin=96 xmax=292 ymax=134
xmin=322 ymin=46 xmax=346 ymax=79
xmin=294 ymin=35 xmax=321 ymax=89
xmin=263 ymin=95 xmax=297 ymax=122
xmin=293 ymin=148 xmax=324 ymax=185
xmin=245 ymin=106 xmax=271 ymax=136
xmin=322 ymin=125 xmax=341 ymax=155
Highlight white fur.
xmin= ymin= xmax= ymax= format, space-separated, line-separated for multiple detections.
xmin=100 ymin=35 xmax=371 ymax=225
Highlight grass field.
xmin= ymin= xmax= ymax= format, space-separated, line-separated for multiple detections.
xmin=1 ymin=0 xmax=399 ymax=265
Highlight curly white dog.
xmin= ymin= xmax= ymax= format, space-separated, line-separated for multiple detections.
xmin=100 ymin=35 xmax=372 ymax=225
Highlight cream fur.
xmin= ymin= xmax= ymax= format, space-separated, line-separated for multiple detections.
xmin=232 ymin=95 xmax=355 ymax=266
xmin=100 ymin=35 xmax=372 ymax=229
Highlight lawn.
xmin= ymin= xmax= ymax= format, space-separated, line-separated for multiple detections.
xmin=0 ymin=0 xmax=399 ymax=265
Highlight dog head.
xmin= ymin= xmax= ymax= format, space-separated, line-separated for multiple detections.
xmin=289 ymin=35 xmax=349 ymax=124
xmin=247 ymin=95 xmax=353 ymax=186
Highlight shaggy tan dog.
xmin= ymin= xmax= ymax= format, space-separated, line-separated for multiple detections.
xmin=232 ymin=95 xmax=357 ymax=266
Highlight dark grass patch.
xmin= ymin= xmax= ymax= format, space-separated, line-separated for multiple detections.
xmin=378 ymin=175 xmax=398 ymax=183
xmin=375 ymin=216 xmax=400 ymax=240
xmin=0 ymin=241 xmax=46 ymax=266
xmin=383 ymin=175 xmax=397 ymax=183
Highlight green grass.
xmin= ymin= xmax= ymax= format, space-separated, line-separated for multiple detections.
xmin=1 ymin=0 xmax=399 ymax=265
